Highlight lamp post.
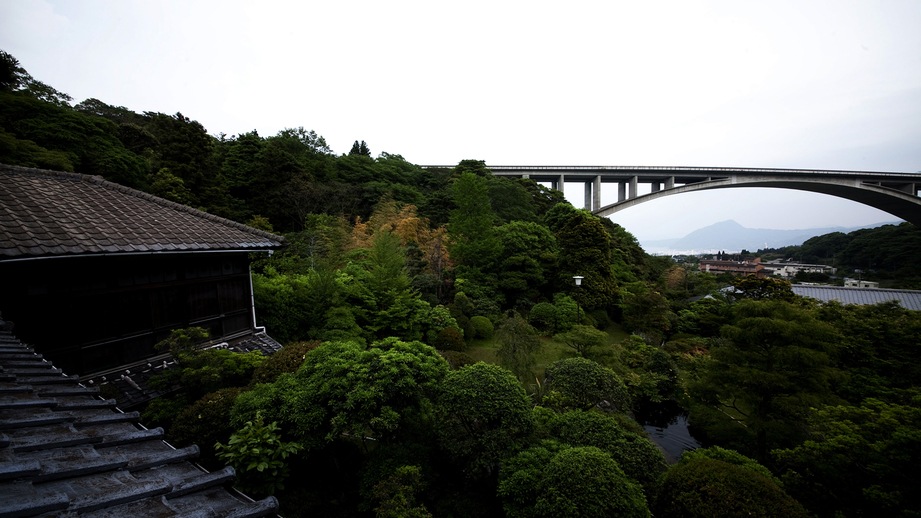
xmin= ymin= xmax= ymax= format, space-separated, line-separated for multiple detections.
xmin=573 ymin=276 xmax=584 ymax=325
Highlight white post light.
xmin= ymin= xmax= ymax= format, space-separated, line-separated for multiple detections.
xmin=572 ymin=276 xmax=584 ymax=324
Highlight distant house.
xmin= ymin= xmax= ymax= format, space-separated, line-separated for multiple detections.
xmin=843 ymin=278 xmax=880 ymax=289
xmin=0 ymin=164 xmax=285 ymax=377
xmin=698 ymin=256 xmax=766 ymax=278
xmin=761 ymin=261 xmax=837 ymax=280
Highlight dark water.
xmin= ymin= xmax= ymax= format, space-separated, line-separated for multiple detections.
xmin=634 ymin=401 xmax=702 ymax=464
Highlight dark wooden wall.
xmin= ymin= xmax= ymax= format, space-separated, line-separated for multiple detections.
xmin=0 ymin=252 xmax=254 ymax=375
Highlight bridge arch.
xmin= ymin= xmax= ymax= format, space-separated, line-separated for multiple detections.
xmin=592 ymin=175 xmax=921 ymax=226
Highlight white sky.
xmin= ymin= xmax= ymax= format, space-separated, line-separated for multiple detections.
xmin=2 ymin=0 xmax=920 ymax=242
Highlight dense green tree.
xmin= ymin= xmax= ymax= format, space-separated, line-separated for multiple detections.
xmin=679 ymin=446 xmax=779 ymax=486
xmin=544 ymin=357 xmax=631 ymax=412
xmin=448 ymin=172 xmax=501 ymax=270
xmin=486 ymin=175 xmax=538 ymax=223
xmin=498 ymin=442 xmax=650 ymax=518
xmin=544 ymin=410 xmax=668 ymax=497
xmin=233 ymin=338 xmax=449 ymax=451
xmin=554 ymin=209 xmax=619 ymax=310
xmin=451 ymin=159 xmax=491 ymax=178
xmin=654 ymin=458 xmax=809 ymax=518
xmin=774 ymin=397 xmax=921 ymax=518
xmin=0 ymin=90 xmax=147 ymax=186
xmin=221 ymin=130 xmax=265 ymax=196
xmin=436 ymin=362 xmax=535 ymax=476
xmin=620 ymin=283 xmax=675 ymax=339
xmin=495 ymin=221 xmax=559 ymax=303
xmin=692 ymin=300 xmax=841 ymax=460
xmin=730 ymin=274 xmax=796 ymax=302
xmin=814 ymin=301 xmax=921 ymax=402
xmin=0 ymin=50 xmax=24 ymax=90
xmin=216 ymin=412 xmax=304 ymax=497
xmin=495 ymin=312 xmax=542 ymax=381
xmin=553 ymin=324 xmax=606 ymax=357
xmin=166 ymin=387 xmax=244 ymax=469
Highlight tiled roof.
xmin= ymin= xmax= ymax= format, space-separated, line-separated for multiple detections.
xmin=0 ymin=164 xmax=284 ymax=261
xmin=0 ymin=328 xmax=279 ymax=517
xmin=792 ymin=284 xmax=921 ymax=311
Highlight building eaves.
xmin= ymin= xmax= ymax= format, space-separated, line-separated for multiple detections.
xmin=0 ymin=164 xmax=285 ymax=262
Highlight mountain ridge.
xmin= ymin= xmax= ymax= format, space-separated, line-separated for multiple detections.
xmin=642 ymin=219 xmax=901 ymax=254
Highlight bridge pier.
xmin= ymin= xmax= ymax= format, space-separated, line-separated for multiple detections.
xmin=666 ymin=176 xmax=675 ymax=189
xmin=582 ymin=176 xmax=603 ymax=210
xmin=594 ymin=176 xmax=601 ymax=210
xmin=630 ymin=176 xmax=638 ymax=199
xmin=550 ymin=174 xmax=566 ymax=192
xmin=618 ymin=182 xmax=626 ymax=202
xmin=651 ymin=182 xmax=660 ymax=193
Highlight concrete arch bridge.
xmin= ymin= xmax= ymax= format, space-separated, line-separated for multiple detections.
xmin=479 ymin=166 xmax=921 ymax=226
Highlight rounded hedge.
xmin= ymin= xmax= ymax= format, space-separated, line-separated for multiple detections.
xmin=435 ymin=327 xmax=465 ymax=352
xmin=499 ymin=443 xmax=650 ymax=518
xmin=466 ymin=315 xmax=494 ymax=340
xmin=654 ymin=458 xmax=809 ymax=518
xmin=544 ymin=357 xmax=631 ymax=412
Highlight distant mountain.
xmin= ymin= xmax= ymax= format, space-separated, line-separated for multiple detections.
xmin=642 ymin=220 xmax=901 ymax=254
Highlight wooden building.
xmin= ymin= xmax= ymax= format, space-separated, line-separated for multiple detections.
xmin=0 ymin=164 xmax=284 ymax=377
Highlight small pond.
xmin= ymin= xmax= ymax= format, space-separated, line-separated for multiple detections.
xmin=633 ymin=400 xmax=702 ymax=464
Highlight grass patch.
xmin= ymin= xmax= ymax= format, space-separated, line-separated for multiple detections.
xmin=465 ymin=322 xmax=632 ymax=380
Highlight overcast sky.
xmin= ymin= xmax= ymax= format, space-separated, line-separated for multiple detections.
xmin=2 ymin=1 xmax=919 ymax=243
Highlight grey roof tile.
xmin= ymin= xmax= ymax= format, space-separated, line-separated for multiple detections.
xmin=0 ymin=328 xmax=279 ymax=517
xmin=792 ymin=284 xmax=921 ymax=311
xmin=0 ymin=164 xmax=284 ymax=261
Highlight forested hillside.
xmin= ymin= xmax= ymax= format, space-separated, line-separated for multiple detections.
xmin=757 ymin=222 xmax=921 ymax=287
xmin=3 ymin=50 xmax=920 ymax=518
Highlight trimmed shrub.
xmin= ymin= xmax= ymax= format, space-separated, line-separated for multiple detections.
xmin=654 ymin=458 xmax=809 ymax=518
xmin=436 ymin=363 xmax=535 ymax=475
xmin=544 ymin=357 xmax=631 ymax=412
xmin=440 ymin=350 xmax=476 ymax=370
xmin=499 ymin=442 xmax=650 ymax=518
xmin=679 ymin=446 xmax=780 ymax=486
xmin=167 ymin=387 xmax=243 ymax=470
xmin=548 ymin=410 xmax=667 ymax=497
xmin=435 ymin=327 xmax=465 ymax=352
xmin=249 ymin=341 xmax=321 ymax=386
xmin=588 ymin=309 xmax=612 ymax=330
xmin=528 ymin=302 xmax=558 ymax=333
xmin=466 ymin=315 xmax=494 ymax=340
